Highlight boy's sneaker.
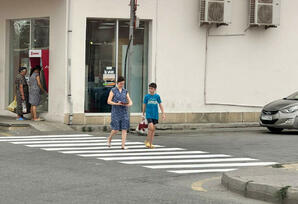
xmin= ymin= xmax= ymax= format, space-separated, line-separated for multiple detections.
xmin=145 ymin=140 xmax=150 ymax=147
xmin=149 ymin=145 xmax=155 ymax=149
xmin=16 ymin=118 xmax=24 ymax=121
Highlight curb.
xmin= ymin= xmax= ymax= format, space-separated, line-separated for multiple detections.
xmin=157 ymin=122 xmax=260 ymax=130
xmin=71 ymin=122 xmax=261 ymax=133
xmin=0 ymin=121 xmax=74 ymax=132
xmin=0 ymin=122 xmax=30 ymax=127
xmin=222 ymin=169 xmax=298 ymax=204
xmin=0 ymin=122 xmax=31 ymax=131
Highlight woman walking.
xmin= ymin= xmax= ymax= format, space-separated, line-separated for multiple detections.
xmin=107 ymin=76 xmax=133 ymax=149
xmin=15 ymin=67 xmax=30 ymax=121
xmin=29 ymin=65 xmax=46 ymax=121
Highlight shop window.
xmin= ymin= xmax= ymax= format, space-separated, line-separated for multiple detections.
xmin=85 ymin=19 xmax=149 ymax=113
xmin=9 ymin=18 xmax=49 ymax=112
xmin=32 ymin=18 xmax=50 ymax=49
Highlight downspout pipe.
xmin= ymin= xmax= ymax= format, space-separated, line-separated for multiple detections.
xmin=66 ymin=0 xmax=73 ymax=125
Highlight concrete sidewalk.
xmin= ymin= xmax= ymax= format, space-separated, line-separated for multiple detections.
xmin=0 ymin=116 xmax=74 ymax=132
xmin=71 ymin=122 xmax=261 ymax=133
xmin=222 ymin=164 xmax=298 ymax=204
xmin=0 ymin=115 xmax=261 ymax=133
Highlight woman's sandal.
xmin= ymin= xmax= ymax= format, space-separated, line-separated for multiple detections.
xmin=121 ymin=146 xmax=128 ymax=150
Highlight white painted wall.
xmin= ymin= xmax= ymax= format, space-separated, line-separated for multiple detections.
xmin=68 ymin=0 xmax=298 ymax=115
xmin=154 ymin=0 xmax=298 ymax=113
xmin=1 ymin=0 xmax=298 ymax=120
xmin=0 ymin=0 xmax=67 ymax=121
xmin=206 ymin=0 xmax=298 ymax=109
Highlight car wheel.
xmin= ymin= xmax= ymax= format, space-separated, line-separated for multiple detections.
xmin=267 ymin=127 xmax=283 ymax=133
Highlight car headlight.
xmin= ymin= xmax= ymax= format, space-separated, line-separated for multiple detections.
xmin=280 ymin=105 xmax=298 ymax=113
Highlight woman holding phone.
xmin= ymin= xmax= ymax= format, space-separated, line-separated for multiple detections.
xmin=107 ymin=76 xmax=133 ymax=149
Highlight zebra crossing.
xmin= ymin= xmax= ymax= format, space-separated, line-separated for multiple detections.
xmin=0 ymin=134 xmax=277 ymax=174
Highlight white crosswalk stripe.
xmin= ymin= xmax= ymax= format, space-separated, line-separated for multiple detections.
xmin=0 ymin=134 xmax=278 ymax=174
xmin=0 ymin=134 xmax=91 ymax=139
xmin=168 ymin=169 xmax=238 ymax=174
xmin=0 ymin=137 xmax=105 ymax=142
xmin=43 ymin=145 xmax=164 ymax=151
xmin=12 ymin=139 xmax=119 ymax=144
xmin=143 ymin=162 xmax=277 ymax=169
xmin=99 ymin=154 xmax=232 ymax=161
xmin=61 ymin=148 xmax=184 ymax=154
xmin=78 ymin=151 xmax=208 ymax=157
xmin=26 ymin=142 xmax=143 ymax=148
xmin=120 ymin=158 xmax=258 ymax=164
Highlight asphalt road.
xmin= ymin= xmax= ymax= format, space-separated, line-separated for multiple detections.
xmin=0 ymin=127 xmax=297 ymax=204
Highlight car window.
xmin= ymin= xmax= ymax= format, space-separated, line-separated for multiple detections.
xmin=286 ymin=92 xmax=298 ymax=100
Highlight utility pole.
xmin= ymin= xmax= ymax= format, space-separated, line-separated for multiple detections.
xmin=127 ymin=0 xmax=136 ymax=92
xmin=126 ymin=0 xmax=137 ymax=131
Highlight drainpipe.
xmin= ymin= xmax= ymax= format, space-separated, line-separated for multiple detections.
xmin=66 ymin=0 xmax=73 ymax=125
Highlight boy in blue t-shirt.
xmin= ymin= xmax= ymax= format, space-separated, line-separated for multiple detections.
xmin=142 ymin=83 xmax=165 ymax=148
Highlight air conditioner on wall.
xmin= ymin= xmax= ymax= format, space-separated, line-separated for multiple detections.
xmin=200 ymin=0 xmax=232 ymax=25
xmin=249 ymin=0 xmax=280 ymax=27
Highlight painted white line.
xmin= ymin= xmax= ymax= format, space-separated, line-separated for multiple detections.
xmin=144 ymin=162 xmax=278 ymax=169
xmin=0 ymin=134 xmax=92 ymax=139
xmin=61 ymin=148 xmax=184 ymax=154
xmin=168 ymin=169 xmax=237 ymax=174
xmin=79 ymin=151 xmax=208 ymax=157
xmin=0 ymin=137 xmax=105 ymax=142
xmin=43 ymin=145 xmax=164 ymax=151
xmin=99 ymin=154 xmax=231 ymax=161
xmin=26 ymin=142 xmax=143 ymax=148
xmin=12 ymin=139 xmax=120 ymax=144
xmin=121 ymin=158 xmax=258 ymax=165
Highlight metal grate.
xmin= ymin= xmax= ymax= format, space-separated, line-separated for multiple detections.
xmin=208 ymin=2 xmax=224 ymax=22
xmin=250 ymin=0 xmax=256 ymax=24
xmin=257 ymin=4 xmax=273 ymax=24
xmin=200 ymin=0 xmax=206 ymax=22
xmin=261 ymin=119 xmax=278 ymax=124
xmin=258 ymin=0 xmax=273 ymax=3
xmin=262 ymin=110 xmax=279 ymax=115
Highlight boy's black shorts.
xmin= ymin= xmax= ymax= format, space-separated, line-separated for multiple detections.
xmin=147 ymin=118 xmax=159 ymax=125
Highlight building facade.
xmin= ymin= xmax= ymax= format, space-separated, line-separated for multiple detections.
xmin=1 ymin=0 xmax=298 ymax=125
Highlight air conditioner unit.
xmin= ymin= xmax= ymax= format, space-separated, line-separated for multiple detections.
xmin=249 ymin=0 xmax=280 ymax=27
xmin=200 ymin=0 xmax=232 ymax=25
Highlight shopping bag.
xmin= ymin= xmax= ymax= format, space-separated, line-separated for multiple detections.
xmin=136 ymin=117 xmax=148 ymax=135
xmin=22 ymin=101 xmax=27 ymax=113
xmin=7 ymin=97 xmax=17 ymax=113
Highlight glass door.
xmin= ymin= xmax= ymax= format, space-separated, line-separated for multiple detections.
xmin=85 ymin=19 xmax=149 ymax=113
xmin=9 ymin=18 xmax=49 ymax=112
xmin=85 ymin=19 xmax=116 ymax=113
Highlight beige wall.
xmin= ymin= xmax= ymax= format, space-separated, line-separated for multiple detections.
xmin=0 ymin=0 xmax=67 ymax=121
xmin=155 ymin=0 xmax=298 ymax=113
xmin=206 ymin=0 xmax=298 ymax=108
xmin=69 ymin=0 xmax=298 ymax=119
xmin=1 ymin=0 xmax=298 ymax=123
